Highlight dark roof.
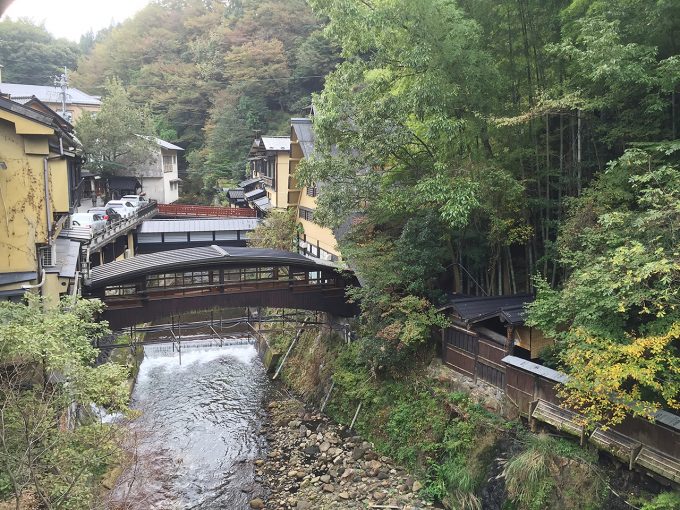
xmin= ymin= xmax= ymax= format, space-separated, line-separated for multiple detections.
xmin=239 ymin=177 xmax=262 ymax=188
xmin=108 ymin=176 xmax=140 ymax=190
xmin=0 ymin=95 xmax=59 ymax=127
xmin=291 ymin=118 xmax=314 ymax=157
xmin=245 ymin=188 xmax=266 ymax=200
xmin=440 ymin=294 xmax=533 ymax=325
xmin=0 ymin=271 xmax=37 ymax=286
xmin=138 ymin=218 xmax=260 ymax=233
xmin=86 ymin=245 xmax=330 ymax=288
xmin=24 ymin=96 xmax=74 ymax=131
xmin=227 ymin=188 xmax=245 ymax=200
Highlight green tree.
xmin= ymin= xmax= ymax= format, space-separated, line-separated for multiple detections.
xmin=0 ymin=19 xmax=80 ymax=85
xmin=528 ymin=142 xmax=680 ymax=425
xmin=76 ymin=78 xmax=155 ymax=176
xmin=0 ymin=296 xmax=129 ymax=509
xmin=247 ymin=209 xmax=299 ymax=251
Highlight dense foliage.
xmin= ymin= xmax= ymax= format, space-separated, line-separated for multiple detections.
xmin=0 ymin=19 xmax=80 ymax=85
xmin=69 ymin=0 xmax=339 ymax=200
xmin=76 ymin=79 xmax=155 ymax=176
xmin=0 ymin=297 xmax=129 ymax=509
xmin=528 ymin=143 xmax=680 ymax=424
xmin=295 ymin=0 xmax=680 ymax=419
xmin=246 ymin=208 xmax=300 ymax=251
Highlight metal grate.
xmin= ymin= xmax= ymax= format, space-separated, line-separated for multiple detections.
xmin=39 ymin=245 xmax=55 ymax=268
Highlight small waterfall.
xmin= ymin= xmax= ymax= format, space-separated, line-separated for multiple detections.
xmin=143 ymin=337 xmax=256 ymax=358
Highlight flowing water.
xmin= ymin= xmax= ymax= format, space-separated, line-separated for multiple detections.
xmin=110 ymin=331 xmax=272 ymax=509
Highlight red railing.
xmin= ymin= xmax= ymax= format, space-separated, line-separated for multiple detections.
xmin=157 ymin=204 xmax=257 ymax=218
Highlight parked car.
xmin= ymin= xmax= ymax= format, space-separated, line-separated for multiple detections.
xmin=122 ymin=194 xmax=150 ymax=209
xmin=105 ymin=200 xmax=137 ymax=219
xmin=70 ymin=212 xmax=107 ymax=235
xmin=88 ymin=206 xmax=122 ymax=224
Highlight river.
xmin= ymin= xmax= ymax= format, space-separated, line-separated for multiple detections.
xmin=108 ymin=332 xmax=272 ymax=509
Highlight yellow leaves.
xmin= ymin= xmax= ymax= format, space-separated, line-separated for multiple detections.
xmin=560 ymin=322 xmax=680 ymax=426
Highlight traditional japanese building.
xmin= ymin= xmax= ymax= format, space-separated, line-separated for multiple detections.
xmin=247 ymin=135 xmax=292 ymax=213
xmin=290 ymin=118 xmax=341 ymax=263
xmin=0 ymin=96 xmax=83 ymax=303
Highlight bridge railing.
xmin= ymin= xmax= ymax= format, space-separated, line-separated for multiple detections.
xmin=100 ymin=275 xmax=343 ymax=307
xmin=87 ymin=202 xmax=158 ymax=246
xmin=157 ymin=204 xmax=257 ymax=218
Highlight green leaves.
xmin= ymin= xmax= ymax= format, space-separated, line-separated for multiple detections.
xmin=76 ymin=78 xmax=155 ymax=175
xmin=529 ymin=143 xmax=680 ymax=424
xmin=0 ymin=19 xmax=80 ymax=85
xmin=0 ymin=297 xmax=130 ymax=508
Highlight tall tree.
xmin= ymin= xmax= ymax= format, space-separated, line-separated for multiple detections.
xmin=0 ymin=297 xmax=129 ymax=509
xmin=0 ymin=19 xmax=80 ymax=85
xmin=75 ymin=79 xmax=155 ymax=175
xmin=528 ymin=142 xmax=680 ymax=425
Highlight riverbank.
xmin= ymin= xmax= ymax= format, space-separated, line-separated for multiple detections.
xmin=254 ymin=398 xmax=433 ymax=509
xmin=253 ymin=315 xmax=678 ymax=510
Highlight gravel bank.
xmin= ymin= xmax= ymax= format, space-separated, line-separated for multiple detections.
xmin=251 ymin=399 xmax=434 ymax=510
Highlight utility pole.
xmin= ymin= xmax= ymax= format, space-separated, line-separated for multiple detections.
xmin=54 ymin=66 xmax=69 ymax=121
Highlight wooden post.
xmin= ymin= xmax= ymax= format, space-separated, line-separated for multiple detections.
xmin=273 ymin=320 xmax=309 ymax=380
xmin=320 ymin=380 xmax=335 ymax=413
xmin=349 ymin=402 xmax=362 ymax=430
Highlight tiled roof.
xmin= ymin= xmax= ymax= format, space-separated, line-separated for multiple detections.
xmin=261 ymin=136 xmax=290 ymax=151
xmin=291 ymin=118 xmax=314 ymax=157
xmin=0 ymin=83 xmax=101 ymax=105
xmin=253 ymin=196 xmax=271 ymax=211
xmin=239 ymin=177 xmax=262 ymax=188
xmin=138 ymin=218 xmax=260 ymax=233
xmin=227 ymin=188 xmax=245 ymax=199
xmin=440 ymin=294 xmax=533 ymax=325
xmin=245 ymin=188 xmax=266 ymax=200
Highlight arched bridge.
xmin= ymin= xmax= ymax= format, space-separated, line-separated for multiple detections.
xmin=83 ymin=245 xmax=358 ymax=329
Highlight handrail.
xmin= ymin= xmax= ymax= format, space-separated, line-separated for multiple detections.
xmin=157 ymin=204 xmax=257 ymax=218
xmin=84 ymin=202 xmax=158 ymax=246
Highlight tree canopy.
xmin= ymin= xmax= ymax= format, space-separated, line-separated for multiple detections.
xmin=295 ymin=0 xmax=680 ymax=414
xmin=70 ymin=0 xmax=339 ymax=197
xmin=0 ymin=297 xmax=129 ymax=508
xmin=75 ymin=79 xmax=155 ymax=176
xmin=0 ymin=19 xmax=80 ymax=85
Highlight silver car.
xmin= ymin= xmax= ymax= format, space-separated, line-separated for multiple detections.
xmin=105 ymin=200 xmax=137 ymax=218
xmin=70 ymin=212 xmax=107 ymax=236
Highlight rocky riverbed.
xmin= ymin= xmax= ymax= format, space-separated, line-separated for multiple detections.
xmin=251 ymin=398 xmax=434 ymax=510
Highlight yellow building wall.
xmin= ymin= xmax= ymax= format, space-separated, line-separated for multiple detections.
xmin=268 ymin=151 xmax=290 ymax=210
xmin=49 ymin=159 xmax=71 ymax=214
xmin=298 ymin=217 xmax=340 ymax=258
xmin=43 ymin=102 xmax=100 ymax=124
xmin=290 ymin=130 xmax=341 ymax=259
xmin=0 ymin=119 xmax=50 ymax=275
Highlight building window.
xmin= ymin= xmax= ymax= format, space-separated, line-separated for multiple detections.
xmin=299 ymin=207 xmax=314 ymax=222
xmin=163 ymin=155 xmax=174 ymax=172
xmin=306 ymin=185 xmax=318 ymax=197
xmin=39 ymin=246 xmax=55 ymax=268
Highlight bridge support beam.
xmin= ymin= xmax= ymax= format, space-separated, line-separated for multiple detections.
xmin=127 ymin=232 xmax=135 ymax=258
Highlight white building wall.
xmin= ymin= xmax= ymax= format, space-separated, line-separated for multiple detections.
xmin=161 ymin=148 xmax=180 ymax=204
xmin=141 ymin=177 xmax=165 ymax=203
